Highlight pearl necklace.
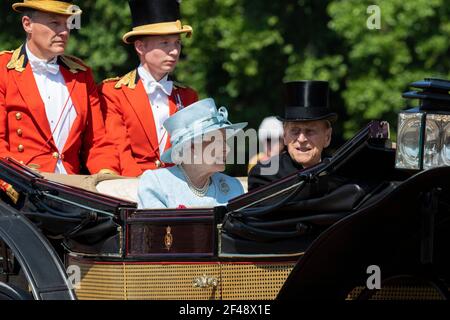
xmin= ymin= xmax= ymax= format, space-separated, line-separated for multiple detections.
xmin=179 ymin=166 xmax=211 ymax=197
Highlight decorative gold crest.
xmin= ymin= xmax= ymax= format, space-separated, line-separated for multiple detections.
xmin=219 ymin=178 xmax=230 ymax=194
xmin=164 ymin=226 xmax=173 ymax=251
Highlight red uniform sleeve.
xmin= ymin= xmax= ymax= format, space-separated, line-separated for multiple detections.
xmin=81 ymin=69 xmax=120 ymax=174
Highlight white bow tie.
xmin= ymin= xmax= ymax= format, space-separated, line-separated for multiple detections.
xmin=146 ymin=79 xmax=173 ymax=96
xmin=30 ymin=60 xmax=60 ymax=75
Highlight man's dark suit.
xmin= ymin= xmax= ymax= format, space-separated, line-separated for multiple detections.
xmin=248 ymin=151 xmax=350 ymax=202
xmin=248 ymin=151 xmax=302 ymax=190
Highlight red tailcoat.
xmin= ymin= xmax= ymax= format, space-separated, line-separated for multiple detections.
xmin=0 ymin=45 xmax=120 ymax=175
xmin=99 ymin=69 xmax=198 ymax=177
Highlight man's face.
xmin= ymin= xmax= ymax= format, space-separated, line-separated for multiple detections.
xmin=284 ymin=120 xmax=332 ymax=168
xmin=22 ymin=11 xmax=70 ymax=59
xmin=135 ymin=35 xmax=182 ymax=79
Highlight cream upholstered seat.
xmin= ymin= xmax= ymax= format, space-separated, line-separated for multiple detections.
xmin=97 ymin=177 xmax=248 ymax=203
xmin=41 ymin=172 xmax=140 ymax=202
xmin=40 ymin=172 xmax=248 ymax=204
xmin=96 ymin=178 xmax=140 ymax=202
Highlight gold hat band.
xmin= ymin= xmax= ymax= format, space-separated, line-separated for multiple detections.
xmin=12 ymin=1 xmax=82 ymax=16
xmin=122 ymin=20 xmax=193 ymax=44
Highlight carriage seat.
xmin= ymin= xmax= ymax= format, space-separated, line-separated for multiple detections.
xmin=96 ymin=178 xmax=140 ymax=202
xmin=40 ymin=172 xmax=248 ymax=204
xmin=96 ymin=176 xmax=249 ymax=203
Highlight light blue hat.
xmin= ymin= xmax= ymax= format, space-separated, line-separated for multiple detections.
xmin=161 ymin=98 xmax=248 ymax=163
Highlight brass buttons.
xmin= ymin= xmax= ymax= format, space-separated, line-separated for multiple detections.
xmin=155 ymin=160 xmax=162 ymax=168
xmin=17 ymin=144 xmax=24 ymax=152
xmin=16 ymin=128 xmax=23 ymax=136
xmin=52 ymin=152 xmax=59 ymax=159
xmin=15 ymin=112 xmax=22 ymax=120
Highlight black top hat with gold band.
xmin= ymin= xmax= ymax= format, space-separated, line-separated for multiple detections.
xmin=123 ymin=0 xmax=192 ymax=44
xmin=277 ymin=81 xmax=338 ymax=123
xmin=12 ymin=0 xmax=82 ymax=16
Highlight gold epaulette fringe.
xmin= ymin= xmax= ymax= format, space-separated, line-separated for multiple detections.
xmin=60 ymin=55 xmax=87 ymax=73
xmin=114 ymin=69 xmax=137 ymax=89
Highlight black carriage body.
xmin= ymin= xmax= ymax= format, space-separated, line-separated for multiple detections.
xmin=0 ymin=120 xmax=449 ymax=300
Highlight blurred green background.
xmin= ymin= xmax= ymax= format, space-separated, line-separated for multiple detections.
xmin=2 ymin=0 xmax=450 ymax=175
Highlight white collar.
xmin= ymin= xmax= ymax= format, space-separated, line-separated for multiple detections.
xmin=138 ymin=65 xmax=173 ymax=96
xmin=25 ymin=43 xmax=58 ymax=65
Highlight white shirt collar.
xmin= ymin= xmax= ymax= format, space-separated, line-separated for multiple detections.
xmin=25 ymin=43 xmax=58 ymax=65
xmin=137 ymin=65 xmax=173 ymax=96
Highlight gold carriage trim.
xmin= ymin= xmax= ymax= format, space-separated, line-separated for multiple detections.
xmin=164 ymin=226 xmax=173 ymax=251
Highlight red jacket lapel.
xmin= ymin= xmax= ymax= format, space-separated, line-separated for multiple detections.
xmin=12 ymin=64 xmax=55 ymax=147
xmin=123 ymin=79 xmax=159 ymax=155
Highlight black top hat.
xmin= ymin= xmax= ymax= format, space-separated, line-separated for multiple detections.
xmin=129 ymin=0 xmax=180 ymax=28
xmin=123 ymin=0 xmax=192 ymax=44
xmin=277 ymin=81 xmax=338 ymax=123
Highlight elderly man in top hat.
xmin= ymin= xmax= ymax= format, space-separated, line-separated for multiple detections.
xmin=0 ymin=0 xmax=120 ymax=202
xmin=99 ymin=0 xmax=198 ymax=177
xmin=248 ymin=81 xmax=337 ymax=190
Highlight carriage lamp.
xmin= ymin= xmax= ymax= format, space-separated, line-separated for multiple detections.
xmin=395 ymin=78 xmax=450 ymax=170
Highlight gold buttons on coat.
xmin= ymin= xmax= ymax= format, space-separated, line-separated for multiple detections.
xmin=52 ymin=152 xmax=59 ymax=159
xmin=155 ymin=160 xmax=162 ymax=168
xmin=16 ymin=128 xmax=23 ymax=136
xmin=17 ymin=145 xmax=24 ymax=152
xmin=15 ymin=112 xmax=22 ymax=120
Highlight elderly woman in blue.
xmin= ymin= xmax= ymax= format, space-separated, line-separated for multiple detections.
xmin=137 ymin=98 xmax=247 ymax=209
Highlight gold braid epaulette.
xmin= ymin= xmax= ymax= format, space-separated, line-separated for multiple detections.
xmin=0 ymin=50 xmax=13 ymax=56
xmin=114 ymin=69 xmax=137 ymax=89
xmin=102 ymin=76 xmax=120 ymax=84
xmin=60 ymin=55 xmax=87 ymax=73
xmin=6 ymin=46 xmax=25 ymax=72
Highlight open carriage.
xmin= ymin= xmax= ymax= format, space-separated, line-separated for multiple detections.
xmin=0 ymin=78 xmax=449 ymax=300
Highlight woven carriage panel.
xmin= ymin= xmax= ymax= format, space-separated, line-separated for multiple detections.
xmin=347 ymin=285 xmax=447 ymax=300
xmin=69 ymin=257 xmax=295 ymax=300
xmin=220 ymin=262 xmax=295 ymax=300
xmin=124 ymin=263 xmax=221 ymax=300
xmin=68 ymin=258 xmax=126 ymax=300
xmin=68 ymin=257 xmax=221 ymax=300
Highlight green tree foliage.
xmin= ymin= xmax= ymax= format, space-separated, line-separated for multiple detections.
xmin=1 ymin=0 xmax=449 ymax=164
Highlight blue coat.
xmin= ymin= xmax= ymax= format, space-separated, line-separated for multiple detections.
xmin=138 ymin=165 xmax=244 ymax=209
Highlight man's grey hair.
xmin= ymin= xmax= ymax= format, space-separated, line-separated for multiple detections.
xmin=21 ymin=9 xmax=38 ymax=19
